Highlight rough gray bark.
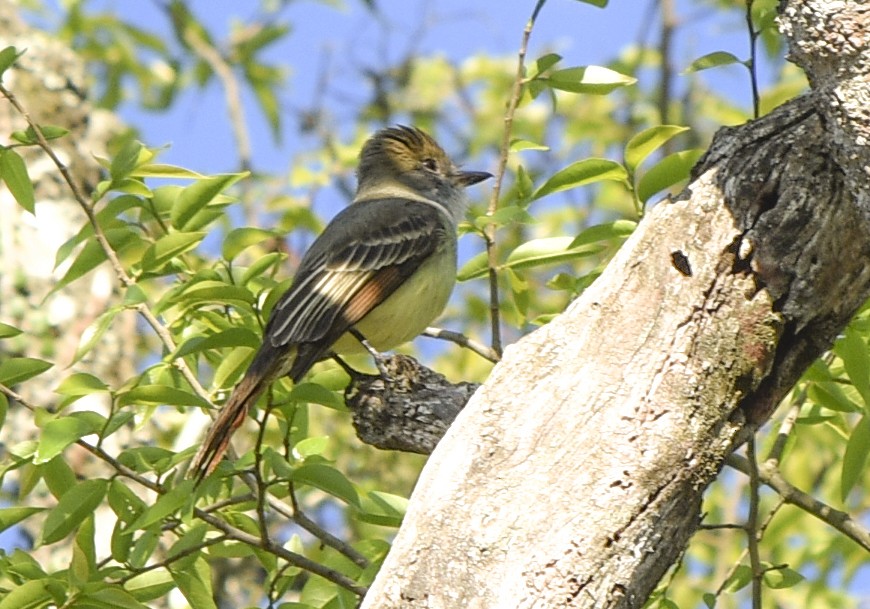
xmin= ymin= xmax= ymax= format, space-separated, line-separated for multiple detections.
xmin=359 ymin=2 xmax=870 ymax=608
xmin=345 ymin=354 xmax=478 ymax=453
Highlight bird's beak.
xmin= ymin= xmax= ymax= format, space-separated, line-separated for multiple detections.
xmin=455 ymin=170 xmax=493 ymax=188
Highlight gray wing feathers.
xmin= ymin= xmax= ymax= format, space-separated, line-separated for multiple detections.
xmin=264 ymin=199 xmax=444 ymax=347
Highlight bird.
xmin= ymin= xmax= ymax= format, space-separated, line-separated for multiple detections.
xmin=189 ymin=125 xmax=491 ymax=479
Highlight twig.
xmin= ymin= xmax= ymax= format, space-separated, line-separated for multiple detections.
xmin=179 ymin=16 xmax=252 ymax=176
xmin=745 ymin=437 xmax=763 ymax=609
xmin=745 ymin=0 xmax=760 ymax=118
xmin=484 ymin=0 xmax=548 ymax=358
xmin=0 ymin=83 xmax=212 ymax=404
xmin=422 ymin=326 xmax=500 ymax=363
xmin=728 ymin=453 xmax=870 ymax=552
xmin=1 ymin=84 xmax=369 ymax=575
xmin=658 ymin=0 xmax=676 ymax=129
xmin=194 ymin=506 xmax=368 ymax=596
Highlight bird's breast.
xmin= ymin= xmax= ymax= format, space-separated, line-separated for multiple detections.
xmin=331 ymin=243 xmax=456 ymax=354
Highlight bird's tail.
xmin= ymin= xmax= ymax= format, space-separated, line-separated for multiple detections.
xmin=189 ymin=370 xmax=269 ymax=481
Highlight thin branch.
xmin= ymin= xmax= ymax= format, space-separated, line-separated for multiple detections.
xmin=117 ymin=534 xmax=230 ymax=583
xmin=745 ymin=0 xmax=760 ymax=118
xmin=0 ymin=83 xmax=212 ymax=403
xmin=728 ymin=454 xmax=870 ymax=552
xmin=194 ymin=506 xmax=368 ymax=596
xmin=484 ymin=0 xmax=547 ymax=358
xmin=179 ymin=17 xmax=252 ymax=176
xmin=658 ymin=0 xmax=676 ymax=129
xmin=2 ymin=69 xmax=375 ymax=589
xmin=422 ymin=326 xmax=500 ymax=363
xmin=745 ymin=437 xmax=763 ymax=609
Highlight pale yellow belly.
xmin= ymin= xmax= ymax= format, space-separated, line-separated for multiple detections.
xmin=331 ymin=245 xmax=456 ymax=354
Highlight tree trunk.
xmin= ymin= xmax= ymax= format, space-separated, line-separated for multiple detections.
xmin=360 ymin=2 xmax=870 ymax=607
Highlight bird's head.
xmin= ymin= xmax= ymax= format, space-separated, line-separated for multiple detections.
xmin=356 ymin=126 xmax=491 ymax=211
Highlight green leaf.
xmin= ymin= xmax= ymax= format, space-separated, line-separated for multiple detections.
xmin=109 ymin=139 xmax=148 ymax=184
xmin=569 ymin=220 xmax=637 ymax=248
xmin=835 ymin=326 xmax=870 ymax=407
xmin=35 ymin=412 xmax=107 ymax=464
xmin=55 ymin=373 xmax=109 ymax=399
xmin=510 ymin=138 xmax=549 ymax=152
xmin=171 ymin=173 xmax=246 ymax=230
xmin=173 ymin=280 xmax=256 ymax=308
xmin=0 ymin=321 xmax=22 ymax=338
xmin=457 ymin=250 xmax=490 ymax=281
xmin=39 ymin=478 xmax=108 ymax=545
xmin=129 ymin=480 xmax=196 ymax=531
xmin=0 ymin=506 xmax=44 ymax=533
xmin=240 ymin=251 xmax=284 ymax=285
xmin=72 ymin=306 xmax=121 ymax=365
xmin=0 ymin=45 xmax=23 ymax=76
xmin=685 ymin=51 xmax=743 ymax=73
xmin=290 ymin=382 xmax=345 ymax=411
xmin=723 ymin=564 xmax=752 ymax=592
xmin=533 ymin=158 xmax=628 ymax=201
xmin=41 ymin=455 xmax=77 ymax=499
xmin=140 ymin=231 xmax=206 ymax=272
xmin=504 ymin=237 xmax=604 ymax=271
xmin=0 ymin=148 xmax=35 ymax=214
xmin=123 ymin=569 xmax=176 ymax=602
xmin=543 ymin=65 xmax=636 ymax=95
xmin=0 ymin=357 xmax=53 ymax=385
xmin=624 ymin=125 xmax=690 ymax=172
xmin=222 ymin=227 xmax=278 ymax=260
xmin=0 ymin=392 xmax=6 ymax=431
xmin=636 ymin=149 xmax=704 ymax=203
xmin=54 ymin=228 xmax=139 ymax=293
xmin=77 ymin=586 xmax=150 ymax=609
xmin=173 ymin=327 xmax=260 ymax=359
xmin=474 ymin=206 xmax=535 ymax=230
xmin=0 ymin=578 xmax=53 ymax=609
xmin=575 ymin=0 xmax=608 ymax=6
xmin=763 ymin=565 xmax=804 ymax=589
xmin=11 ymin=124 xmax=70 ymax=144
xmin=841 ymin=415 xmax=870 ymax=501
xmin=808 ymin=382 xmax=860 ymax=413
xmin=356 ymin=491 xmax=408 ymax=528
xmin=166 ymin=523 xmax=208 ymax=571
xmin=131 ymin=163 xmax=205 ymax=179
xmin=170 ymin=557 xmax=217 ymax=609
xmin=294 ymin=436 xmax=329 ymax=459
xmin=119 ymin=385 xmax=209 ymax=408
xmin=531 ymin=53 xmax=561 ymax=78
xmin=292 ymin=463 xmax=360 ymax=507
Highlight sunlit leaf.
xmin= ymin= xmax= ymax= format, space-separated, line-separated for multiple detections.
xmin=841 ymin=415 xmax=870 ymax=501
xmin=39 ymin=478 xmax=108 ymax=544
xmin=0 ymin=357 xmax=53 ymax=385
xmin=170 ymin=173 xmax=246 ymax=230
xmin=636 ymin=149 xmax=704 ymax=203
xmin=0 ymin=148 xmax=35 ymax=213
xmin=222 ymin=227 xmax=278 ymax=260
xmin=292 ymin=463 xmax=360 ymax=507
xmin=685 ymin=51 xmax=743 ymax=73
xmin=504 ymin=237 xmax=604 ymax=271
xmin=543 ymin=65 xmax=635 ymax=95
xmin=533 ymin=158 xmax=628 ymax=200
xmin=624 ymin=125 xmax=689 ymax=172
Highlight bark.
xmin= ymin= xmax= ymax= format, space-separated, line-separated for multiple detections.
xmin=359 ymin=2 xmax=870 ymax=608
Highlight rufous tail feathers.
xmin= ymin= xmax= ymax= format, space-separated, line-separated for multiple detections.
xmin=189 ymin=372 xmax=267 ymax=480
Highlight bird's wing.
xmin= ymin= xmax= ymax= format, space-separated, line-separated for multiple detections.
xmin=264 ymin=198 xmax=448 ymax=349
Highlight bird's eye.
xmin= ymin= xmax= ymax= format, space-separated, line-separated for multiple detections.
xmin=422 ymin=158 xmax=439 ymax=172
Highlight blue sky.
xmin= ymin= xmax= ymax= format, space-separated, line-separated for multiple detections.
xmin=75 ymin=0 xmax=764 ymax=176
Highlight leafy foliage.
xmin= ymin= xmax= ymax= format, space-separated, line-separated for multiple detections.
xmin=1 ymin=1 xmax=866 ymax=609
